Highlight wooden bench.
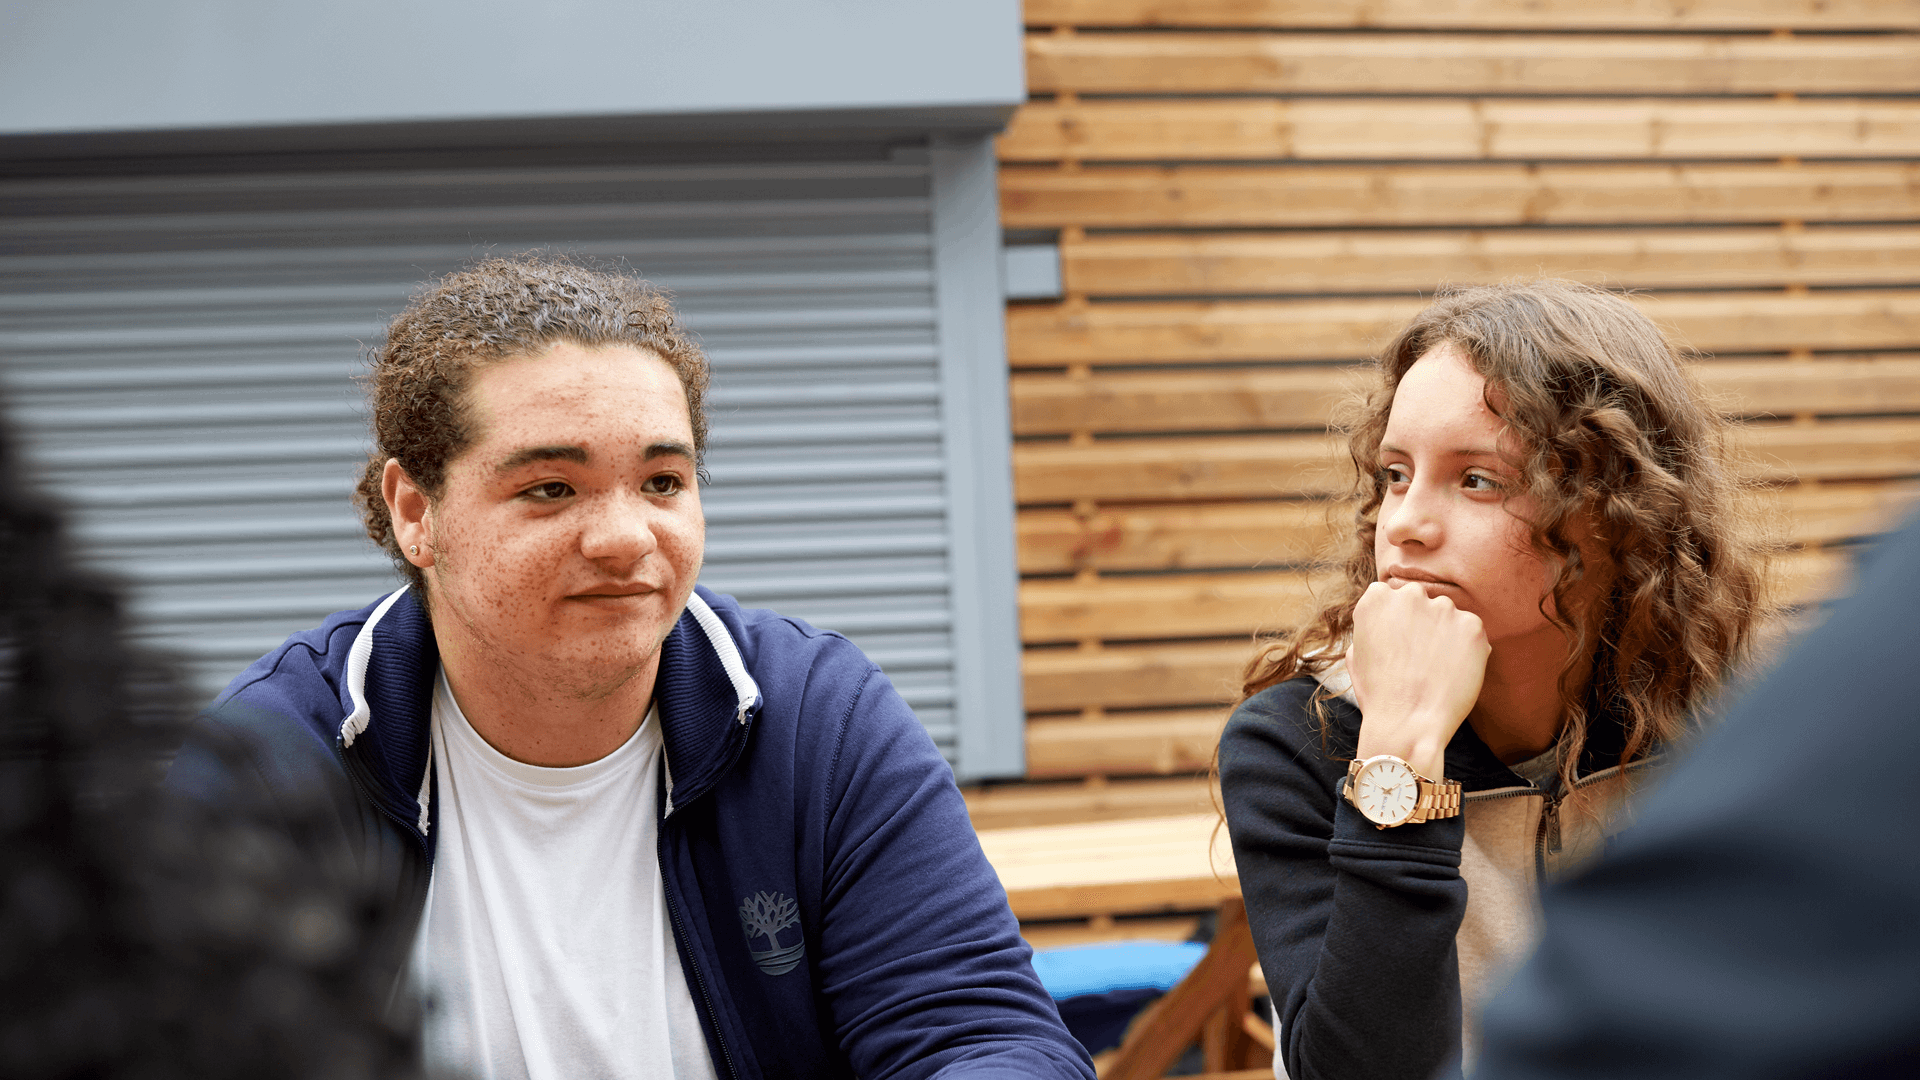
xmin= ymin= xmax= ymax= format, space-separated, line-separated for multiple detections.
xmin=979 ymin=813 xmax=1271 ymax=1078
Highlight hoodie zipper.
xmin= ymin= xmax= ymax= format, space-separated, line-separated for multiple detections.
xmin=335 ymin=739 xmax=431 ymax=860
xmin=659 ymin=822 xmax=742 ymax=1080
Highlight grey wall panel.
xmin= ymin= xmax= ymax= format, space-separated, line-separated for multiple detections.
xmin=0 ymin=146 xmax=1011 ymax=770
xmin=0 ymin=0 xmax=1023 ymax=136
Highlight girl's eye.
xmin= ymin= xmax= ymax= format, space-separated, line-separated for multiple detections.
xmin=644 ymin=473 xmax=685 ymax=496
xmin=1380 ymin=465 xmax=1411 ymax=487
xmin=1463 ymin=472 xmax=1503 ymax=492
xmin=523 ymin=481 xmax=574 ymax=500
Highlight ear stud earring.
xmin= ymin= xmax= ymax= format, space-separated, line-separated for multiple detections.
xmin=410 ymin=545 xmax=420 ymax=556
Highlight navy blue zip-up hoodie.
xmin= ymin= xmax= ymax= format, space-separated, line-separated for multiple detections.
xmin=167 ymin=585 xmax=1093 ymax=1080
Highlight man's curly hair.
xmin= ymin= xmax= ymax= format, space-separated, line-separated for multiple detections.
xmin=1242 ymin=280 xmax=1766 ymax=791
xmin=353 ymin=254 xmax=711 ymax=592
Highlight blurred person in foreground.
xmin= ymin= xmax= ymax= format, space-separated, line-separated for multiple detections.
xmin=1217 ymin=281 xmax=1766 ymax=1080
xmin=165 ymin=255 xmax=1092 ymax=1080
xmin=1471 ymin=512 xmax=1920 ymax=1079
xmin=0 ymin=406 xmax=419 ymax=1077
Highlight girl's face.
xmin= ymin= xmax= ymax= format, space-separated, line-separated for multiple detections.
xmin=1373 ymin=343 xmax=1564 ymax=648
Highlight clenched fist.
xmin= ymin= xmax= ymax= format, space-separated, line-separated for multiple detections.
xmin=1347 ymin=579 xmax=1491 ymax=780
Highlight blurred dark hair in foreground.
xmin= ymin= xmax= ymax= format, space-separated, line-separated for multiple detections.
xmin=0 ymin=414 xmax=421 ymax=1078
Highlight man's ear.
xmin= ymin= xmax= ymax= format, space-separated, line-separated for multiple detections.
xmin=383 ymin=458 xmax=435 ymax=568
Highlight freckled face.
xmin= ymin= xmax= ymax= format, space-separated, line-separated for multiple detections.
xmin=1374 ymin=344 xmax=1559 ymax=647
xmin=422 ymin=342 xmax=703 ymax=696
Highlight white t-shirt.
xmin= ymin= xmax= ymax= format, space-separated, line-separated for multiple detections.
xmin=409 ymin=670 xmax=720 ymax=1080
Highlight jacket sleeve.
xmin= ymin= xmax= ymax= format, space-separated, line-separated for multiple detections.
xmin=810 ymin=667 xmax=1095 ymax=1080
xmin=1219 ymin=684 xmax=1469 ymax=1080
xmin=1473 ymin=516 xmax=1920 ymax=1080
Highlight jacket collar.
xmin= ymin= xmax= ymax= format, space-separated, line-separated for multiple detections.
xmin=337 ymin=584 xmax=761 ymax=841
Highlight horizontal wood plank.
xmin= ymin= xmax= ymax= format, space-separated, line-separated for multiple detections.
xmin=1023 ymin=0 xmax=1920 ymax=30
xmin=1023 ymin=640 xmax=1252 ymax=712
xmin=1002 ymin=162 xmax=1920 ymax=230
xmin=1011 ymin=366 xmax=1360 ymax=435
xmin=1020 ymin=548 xmax=1838 ymax=644
xmin=1060 ymin=225 xmax=1920 ymax=296
xmin=1021 ymin=915 xmax=1204 ymax=950
xmin=1021 ymin=568 xmax=1323 ymax=643
xmin=1028 ymin=33 xmax=1920 ymax=95
xmin=1740 ymin=418 xmax=1920 ymax=483
xmin=966 ymin=775 xmax=1219 ymax=828
xmin=977 ymin=812 xmax=1238 ymax=918
xmin=1760 ymin=482 xmax=1920 ymax=545
xmin=1018 ymin=500 xmax=1338 ymax=573
xmin=1027 ymin=708 xmax=1233 ymax=778
xmin=1006 ymin=291 xmax=1920 ymax=366
xmin=998 ymin=99 xmax=1920 ymax=162
xmin=1016 ymin=484 xmax=1920 ymax=573
xmin=1014 ymin=419 xmax=1920 ymax=503
xmin=1015 ymin=433 xmax=1347 ymax=503
xmin=1010 ymin=356 xmax=1920 ymax=438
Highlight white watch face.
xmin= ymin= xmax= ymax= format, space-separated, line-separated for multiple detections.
xmin=1354 ymin=758 xmax=1420 ymax=826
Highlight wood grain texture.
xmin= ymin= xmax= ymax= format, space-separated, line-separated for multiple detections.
xmin=976 ymin=812 xmax=1239 ymax=919
xmin=1022 ymin=640 xmax=1251 ymax=712
xmin=1018 ymin=549 xmax=1838 ymax=645
xmin=1014 ymin=433 xmax=1347 ymax=503
xmin=1001 ymin=162 xmax=1920 ymax=229
xmin=1006 ymin=291 xmax=1920 ymax=366
xmin=1013 ymin=420 xmax=1920 ymax=504
xmin=1009 ymin=356 xmax=1920 ymax=439
xmin=1023 ymin=0 xmax=1920 ymax=30
xmin=998 ymin=99 xmax=1920 ymax=162
xmin=965 ymin=775 xmax=1219 ymax=830
xmin=1011 ymin=366 xmax=1361 ymax=435
xmin=1060 ymin=225 xmax=1920 ymax=296
xmin=1017 ymin=500 xmax=1337 ymax=573
xmin=1027 ymin=708 xmax=1232 ymax=777
xmin=1020 ymin=568 xmax=1324 ymax=643
xmin=1028 ymin=33 xmax=1920 ymax=95
xmin=1015 ymin=484 xmax=1917 ymax=574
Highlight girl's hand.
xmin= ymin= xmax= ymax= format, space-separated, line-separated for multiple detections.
xmin=1346 ymin=580 xmax=1491 ymax=780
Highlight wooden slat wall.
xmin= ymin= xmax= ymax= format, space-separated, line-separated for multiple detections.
xmin=973 ymin=0 xmax=1920 ymax=831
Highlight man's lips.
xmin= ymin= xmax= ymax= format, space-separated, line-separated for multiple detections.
xmin=566 ymin=585 xmax=659 ymax=600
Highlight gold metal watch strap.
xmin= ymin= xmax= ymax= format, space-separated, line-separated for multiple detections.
xmin=1410 ymin=777 xmax=1463 ymax=822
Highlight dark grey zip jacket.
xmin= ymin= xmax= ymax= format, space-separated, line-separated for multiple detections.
xmin=166 ymin=584 xmax=1093 ymax=1080
xmin=1219 ymin=676 xmax=1658 ymax=1080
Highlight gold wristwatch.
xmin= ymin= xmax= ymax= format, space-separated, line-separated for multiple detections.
xmin=1343 ymin=755 xmax=1463 ymax=829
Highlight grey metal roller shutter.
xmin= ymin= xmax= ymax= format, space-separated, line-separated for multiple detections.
xmin=0 ymin=140 xmax=1022 ymax=775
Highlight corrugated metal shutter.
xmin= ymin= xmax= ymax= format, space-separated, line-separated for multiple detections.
xmin=0 ymin=144 xmax=980 ymax=764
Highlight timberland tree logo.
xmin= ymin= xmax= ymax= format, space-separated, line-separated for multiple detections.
xmin=738 ymin=891 xmax=804 ymax=975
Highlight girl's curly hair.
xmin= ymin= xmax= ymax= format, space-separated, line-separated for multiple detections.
xmin=353 ymin=253 xmax=711 ymax=592
xmin=1242 ymin=279 xmax=1766 ymax=788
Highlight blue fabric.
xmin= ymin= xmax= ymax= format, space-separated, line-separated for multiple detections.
xmin=168 ymin=585 xmax=1093 ymax=1080
xmin=1032 ymin=941 xmax=1207 ymax=1000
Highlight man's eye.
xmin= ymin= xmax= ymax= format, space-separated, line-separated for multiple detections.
xmin=644 ymin=474 xmax=684 ymax=496
xmin=523 ymin=481 xmax=574 ymax=500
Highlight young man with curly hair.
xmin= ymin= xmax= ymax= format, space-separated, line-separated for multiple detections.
xmin=167 ymin=256 xmax=1091 ymax=1080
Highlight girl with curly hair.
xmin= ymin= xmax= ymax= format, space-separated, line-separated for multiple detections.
xmin=1218 ymin=280 xmax=1765 ymax=1080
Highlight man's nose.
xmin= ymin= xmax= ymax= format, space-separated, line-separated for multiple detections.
xmin=579 ymin=490 xmax=659 ymax=568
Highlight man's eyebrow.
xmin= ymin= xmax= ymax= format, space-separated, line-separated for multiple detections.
xmin=494 ymin=445 xmax=588 ymax=474
xmin=644 ymin=441 xmax=696 ymax=461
